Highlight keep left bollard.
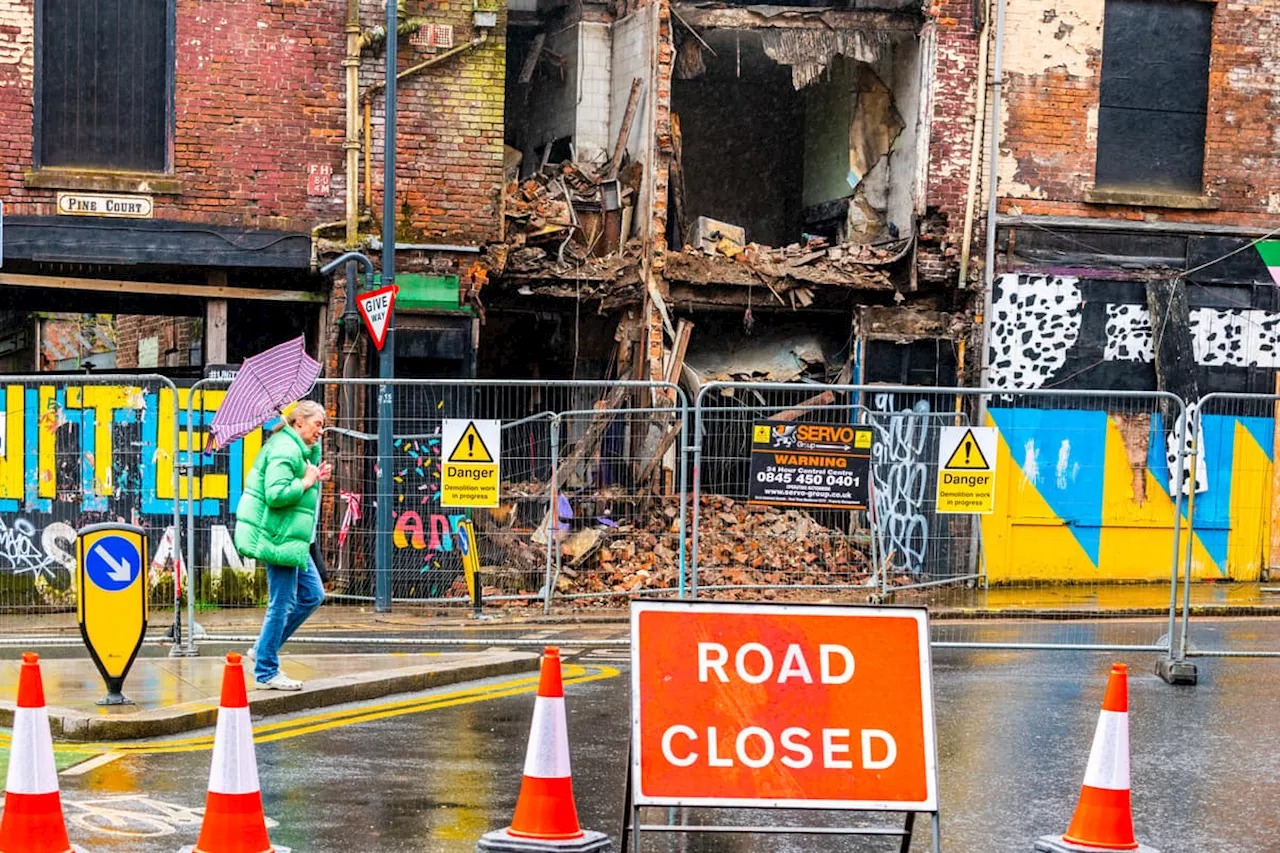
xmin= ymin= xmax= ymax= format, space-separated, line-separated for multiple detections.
xmin=178 ymin=653 xmax=289 ymax=853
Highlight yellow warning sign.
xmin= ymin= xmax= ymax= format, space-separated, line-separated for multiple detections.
xmin=936 ymin=426 xmax=997 ymax=515
xmin=442 ymin=419 xmax=501 ymax=508
xmin=76 ymin=523 xmax=148 ymax=704
xmin=448 ymin=421 xmax=496 ymax=463
xmin=942 ymin=429 xmax=991 ymax=470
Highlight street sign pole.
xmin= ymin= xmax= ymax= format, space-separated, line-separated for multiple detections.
xmin=376 ymin=0 xmax=398 ymax=613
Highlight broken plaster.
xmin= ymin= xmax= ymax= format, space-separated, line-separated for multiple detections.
xmin=761 ymin=29 xmax=890 ymax=90
xmin=1002 ymin=0 xmax=1102 ymax=79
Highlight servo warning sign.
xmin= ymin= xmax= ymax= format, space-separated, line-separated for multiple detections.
xmin=935 ymin=426 xmax=997 ymax=514
xmin=748 ymin=420 xmax=872 ymax=510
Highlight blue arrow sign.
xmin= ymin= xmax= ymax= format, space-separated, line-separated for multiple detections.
xmin=457 ymin=524 xmax=472 ymax=558
xmin=84 ymin=534 xmax=141 ymax=592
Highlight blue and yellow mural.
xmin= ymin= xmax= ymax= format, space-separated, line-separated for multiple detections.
xmin=981 ymin=408 xmax=1274 ymax=582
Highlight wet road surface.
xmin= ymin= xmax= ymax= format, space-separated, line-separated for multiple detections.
xmin=30 ymin=622 xmax=1280 ymax=852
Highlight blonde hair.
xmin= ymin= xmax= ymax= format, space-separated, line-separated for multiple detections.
xmin=287 ymin=400 xmax=326 ymax=426
xmin=271 ymin=399 xmax=325 ymax=434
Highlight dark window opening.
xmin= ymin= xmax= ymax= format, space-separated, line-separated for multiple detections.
xmin=864 ymin=338 xmax=958 ymax=387
xmin=1094 ymin=0 xmax=1212 ymax=193
xmin=39 ymin=0 xmax=170 ymax=171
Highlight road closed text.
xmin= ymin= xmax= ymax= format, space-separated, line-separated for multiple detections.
xmin=632 ymin=602 xmax=938 ymax=810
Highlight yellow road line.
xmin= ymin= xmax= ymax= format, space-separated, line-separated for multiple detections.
xmin=0 ymin=665 xmax=618 ymax=756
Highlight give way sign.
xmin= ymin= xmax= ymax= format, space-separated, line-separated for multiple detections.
xmin=357 ymin=284 xmax=398 ymax=350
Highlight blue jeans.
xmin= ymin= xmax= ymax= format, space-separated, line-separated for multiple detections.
xmin=253 ymin=555 xmax=325 ymax=683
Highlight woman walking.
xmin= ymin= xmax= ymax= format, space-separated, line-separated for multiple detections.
xmin=234 ymin=400 xmax=331 ymax=690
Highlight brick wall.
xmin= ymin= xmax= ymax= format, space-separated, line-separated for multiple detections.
xmin=995 ymin=0 xmax=1280 ymax=226
xmin=0 ymin=0 xmax=505 ymax=242
xmin=115 ymin=317 xmax=201 ymax=370
xmin=364 ymin=0 xmax=506 ymax=245
xmin=925 ymin=1 xmax=983 ymax=270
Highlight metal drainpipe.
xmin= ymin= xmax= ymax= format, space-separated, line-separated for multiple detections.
xmin=976 ymin=0 xmax=1006 ymax=425
xmin=345 ymin=0 xmax=361 ymax=247
xmin=957 ymin=14 xmax=991 ymax=288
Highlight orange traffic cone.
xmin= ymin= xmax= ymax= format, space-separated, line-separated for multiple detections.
xmin=179 ymin=654 xmax=289 ymax=853
xmin=1035 ymin=663 xmax=1158 ymax=853
xmin=0 ymin=653 xmax=88 ymax=853
xmin=478 ymin=648 xmax=610 ymax=852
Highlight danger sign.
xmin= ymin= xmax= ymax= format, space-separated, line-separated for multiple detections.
xmin=441 ymin=419 xmax=501 ymax=508
xmin=631 ymin=601 xmax=938 ymax=811
xmin=357 ymin=284 xmax=398 ymax=350
xmin=935 ymin=426 xmax=997 ymax=514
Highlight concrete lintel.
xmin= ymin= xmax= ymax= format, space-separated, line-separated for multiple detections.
xmin=1085 ymin=187 xmax=1221 ymax=211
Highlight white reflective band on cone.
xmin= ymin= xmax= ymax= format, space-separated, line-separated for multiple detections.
xmin=1082 ymin=710 xmax=1130 ymax=791
xmin=522 ymin=696 xmax=572 ymax=778
xmin=207 ymin=707 xmax=262 ymax=794
xmin=6 ymin=707 xmax=58 ymax=795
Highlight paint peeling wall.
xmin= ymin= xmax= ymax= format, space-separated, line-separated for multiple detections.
xmin=994 ymin=0 xmax=1280 ymax=225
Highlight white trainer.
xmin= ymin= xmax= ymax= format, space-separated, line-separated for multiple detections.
xmin=254 ymin=673 xmax=303 ymax=691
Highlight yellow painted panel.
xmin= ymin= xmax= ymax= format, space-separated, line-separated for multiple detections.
xmin=0 ymin=386 xmax=24 ymax=499
xmin=80 ymin=386 xmax=139 ymax=498
xmin=1226 ymin=422 xmax=1270 ymax=582
xmin=38 ymin=386 xmax=56 ymax=499
xmin=981 ymin=412 xmax=1098 ymax=583
xmin=155 ymin=388 xmax=176 ymax=500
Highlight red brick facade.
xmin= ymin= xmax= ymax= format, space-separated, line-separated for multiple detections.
xmin=993 ymin=0 xmax=1280 ymax=227
xmin=925 ymin=2 xmax=983 ymax=255
xmin=0 ymin=0 xmax=506 ymax=241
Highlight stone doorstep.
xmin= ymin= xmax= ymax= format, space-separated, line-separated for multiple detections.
xmin=0 ymin=651 xmax=539 ymax=742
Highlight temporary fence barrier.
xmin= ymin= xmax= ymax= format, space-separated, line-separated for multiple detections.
xmin=691 ymin=382 xmax=1190 ymax=652
xmin=0 ymin=374 xmax=184 ymax=643
xmin=180 ymin=378 xmax=688 ymax=642
xmin=1176 ymin=391 xmax=1280 ymax=659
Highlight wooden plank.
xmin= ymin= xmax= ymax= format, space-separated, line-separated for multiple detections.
xmin=0 ymin=272 xmax=326 ymax=303
xmin=607 ymin=78 xmax=644 ymax=180
xmin=519 ymin=33 xmax=546 ymax=84
xmin=205 ymin=294 xmax=229 ymax=364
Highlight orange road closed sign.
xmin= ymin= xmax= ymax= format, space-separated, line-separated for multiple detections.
xmin=630 ymin=601 xmax=938 ymax=811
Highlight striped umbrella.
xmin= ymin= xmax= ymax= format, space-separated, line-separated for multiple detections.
xmin=209 ymin=336 xmax=322 ymax=449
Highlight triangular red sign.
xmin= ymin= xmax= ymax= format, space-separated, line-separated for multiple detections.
xmin=356 ymin=284 xmax=398 ymax=350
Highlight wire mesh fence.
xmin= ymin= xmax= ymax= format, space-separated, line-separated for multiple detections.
xmin=1177 ymin=392 xmax=1280 ymax=659
xmin=0 ymin=374 xmax=183 ymax=635
xmin=0 ymin=370 xmax=1251 ymax=658
xmin=691 ymin=383 xmax=1188 ymax=652
xmin=181 ymin=378 xmax=689 ymax=628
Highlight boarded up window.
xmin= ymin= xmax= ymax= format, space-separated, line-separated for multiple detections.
xmin=1095 ymin=0 xmax=1212 ymax=193
xmin=39 ymin=0 xmax=169 ymax=171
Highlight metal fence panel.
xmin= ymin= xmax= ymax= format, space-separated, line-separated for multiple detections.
xmin=692 ymin=382 xmax=1188 ymax=652
xmin=0 ymin=374 xmax=182 ymax=641
xmin=1179 ymin=392 xmax=1280 ymax=658
xmin=182 ymin=378 xmax=688 ymax=628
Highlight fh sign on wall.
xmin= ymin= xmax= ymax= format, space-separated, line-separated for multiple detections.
xmin=630 ymin=601 xmax=938 ymax=811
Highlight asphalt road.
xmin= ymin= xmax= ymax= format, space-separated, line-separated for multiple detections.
xmin=23 ymin=621 xmax=1280 ymax=852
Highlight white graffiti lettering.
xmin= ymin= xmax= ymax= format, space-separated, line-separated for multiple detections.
xmin=870 ymin=395 xmax=931 ymax=576
xmin=0 ymin=517 xmax=56 ymax=578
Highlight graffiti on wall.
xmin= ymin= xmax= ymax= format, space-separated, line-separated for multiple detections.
xmin=869 ymin=394 xmax=931 ymax=576
xmin=0 ymin=383 xmax=478 ymax=604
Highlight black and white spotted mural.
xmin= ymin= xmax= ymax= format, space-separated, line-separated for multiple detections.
xmin=989 ymin=273 xmax=1280 ymax=392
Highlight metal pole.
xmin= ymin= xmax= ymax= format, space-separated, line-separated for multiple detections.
xmin=976 ymin=0 xmax=1007 ymax=427
xmin=375 ymin=0 xmax=398 ymax=614
xmin=545 ymin=419 xmax=559 ymax=614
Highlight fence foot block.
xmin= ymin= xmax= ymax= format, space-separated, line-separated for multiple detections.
xmin=1155 ymin=657 xmax=1198 ymax=686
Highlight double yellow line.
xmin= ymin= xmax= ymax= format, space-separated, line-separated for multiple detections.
xmin=0 ymin=664 xmax=619 ymax=757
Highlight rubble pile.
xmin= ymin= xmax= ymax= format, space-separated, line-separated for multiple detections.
xmin=543 ymin=496 xmax=873 ymax=603
xmin=502 ymin=160 xmax=640 ymax=262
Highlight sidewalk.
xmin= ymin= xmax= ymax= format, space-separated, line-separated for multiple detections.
xmin=0 ymin=649 xmax=539 ymax=742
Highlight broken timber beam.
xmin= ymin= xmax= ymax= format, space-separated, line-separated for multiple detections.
xmin=774 ymin=390 xmax=836 ymax=422
xmin=607 ymin=78 xmax=644 ymax=180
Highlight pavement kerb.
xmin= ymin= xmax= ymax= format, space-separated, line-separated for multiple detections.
xmin=0 ymin=650 xmax=540 ymax=742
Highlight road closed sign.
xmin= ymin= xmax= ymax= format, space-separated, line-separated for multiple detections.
xmin=935 ymin=426 xmax=997 ymax=514
xmin=631 ymin=601 xmax=937 ymax=811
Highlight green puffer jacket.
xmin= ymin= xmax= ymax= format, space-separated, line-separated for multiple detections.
xmin=233 ymin=425 xmax=322 ymax=568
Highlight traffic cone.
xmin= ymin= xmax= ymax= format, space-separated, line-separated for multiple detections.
xmin=1035 ymin=663 xmax=1159 ymax=853
xmin=0 ymin=653 xmax=88 ymax=853
xmin=478 ymin=648 xmax=610 ymax=853
xmin=178 ymin=654 xmax=289 ymax=853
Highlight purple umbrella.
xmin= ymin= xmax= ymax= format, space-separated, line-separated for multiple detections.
xmin=209 ymin=336 xmax=322 ymax=449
